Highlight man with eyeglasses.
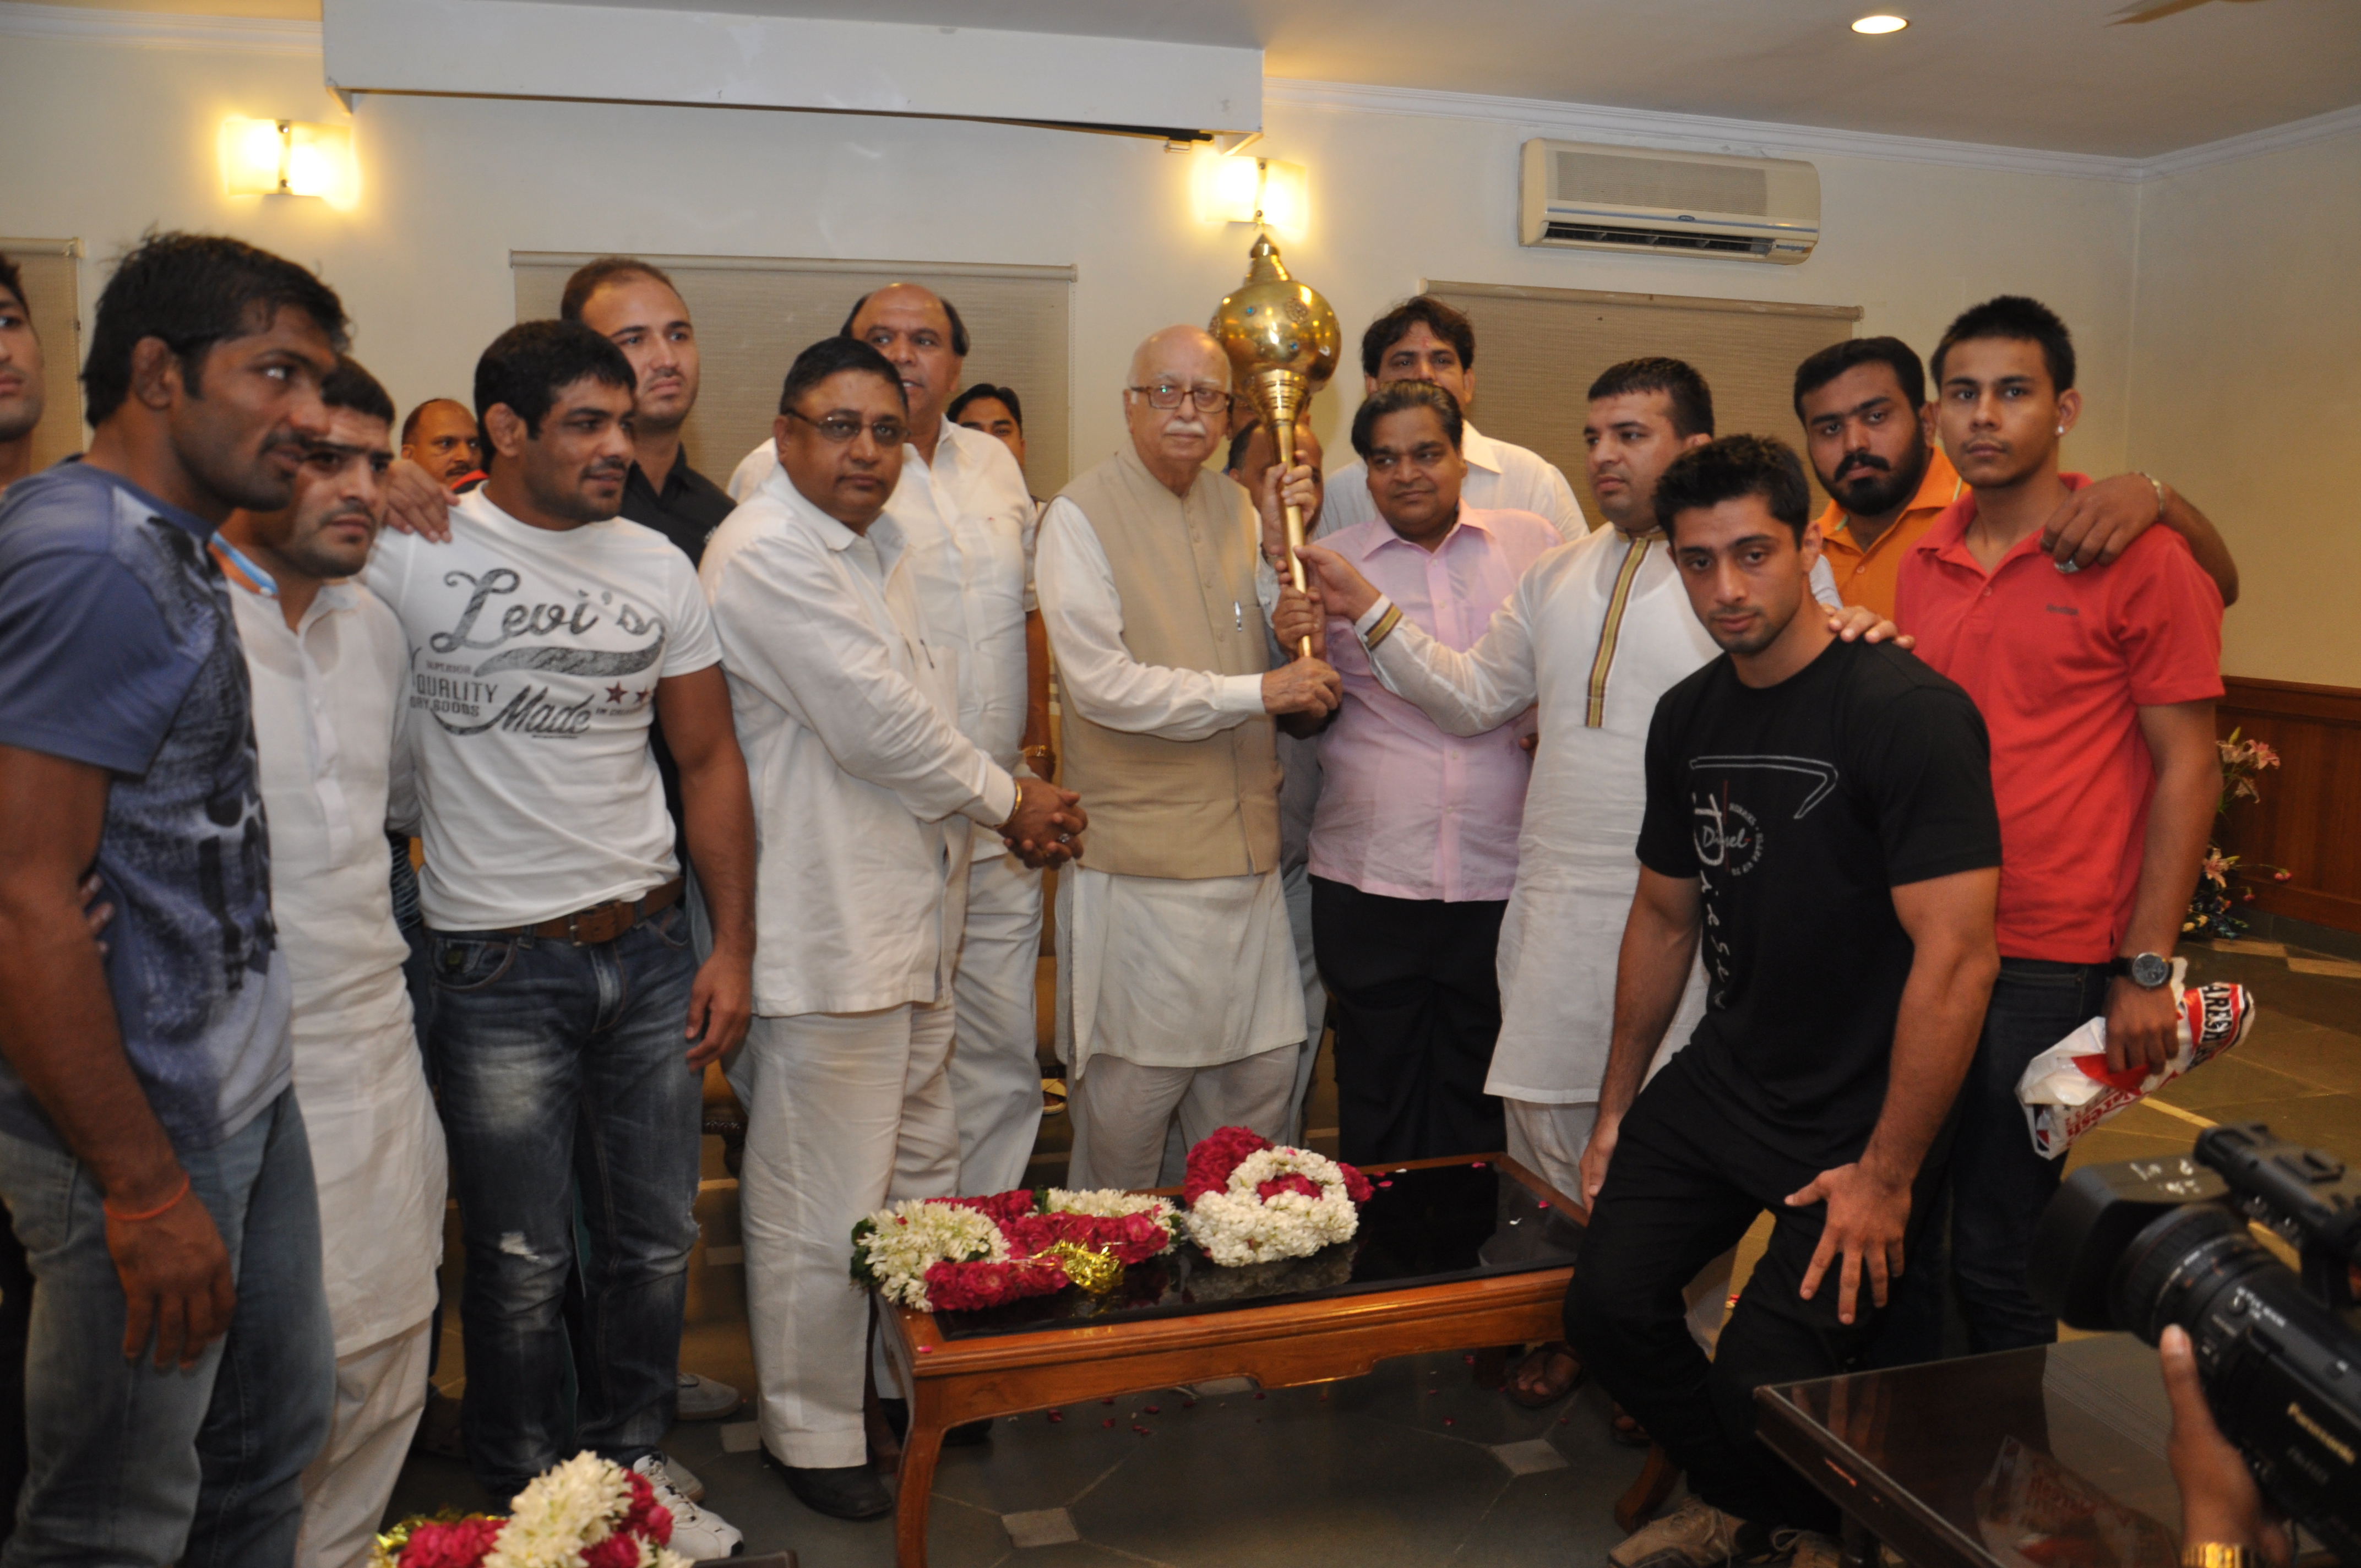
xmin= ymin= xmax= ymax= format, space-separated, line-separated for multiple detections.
xmin=1036 ymin=325 xmax=1342 ymax=1189
xmin=701 ymin=337 xmax=1081 ymax=1520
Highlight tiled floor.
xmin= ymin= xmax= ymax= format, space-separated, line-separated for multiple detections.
xmin=383 ymin=936 xmax=2361 ymax=1566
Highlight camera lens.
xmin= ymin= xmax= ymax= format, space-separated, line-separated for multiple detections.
xmin=2110 ymin=1202 xmax=2278 ymax=1348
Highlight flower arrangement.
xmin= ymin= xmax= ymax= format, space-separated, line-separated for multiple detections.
xmin=372 ymin=1452 xmax=686 ymax=1568
xmin=2184 ymin=730 xmax=2291 ymax=942
xmin=850 ymin=1188 xmax=1179 ymax=1312
xmin=1181 ymin=1126 xmax=1374 ymax=1268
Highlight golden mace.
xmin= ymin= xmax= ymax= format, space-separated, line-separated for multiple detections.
xmin=1210 ymin=234 xmax=1340 ymax=659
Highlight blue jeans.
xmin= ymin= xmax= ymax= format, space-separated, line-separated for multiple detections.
xmin=428 ymin=907 xmax=703 ymax=1495
xmin=1947 ymin=957 xmax=2112 ymax=1353
xmin=0 ymin=1087 xmax=333 ymax=1567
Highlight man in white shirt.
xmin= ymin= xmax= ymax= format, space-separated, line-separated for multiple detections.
xmin=1285 ymin=357 xmax=1865 ymax=1411
xmin=1318 ymin=297 xmax=1587 ymax=545
xmin=1037 ymin=326 xmax=1341 ymax=1190
xmin=365 ymin=321 xmax=754 ymax=1558
xmin=733 ymin=288 xmax=1053 ymax=1199
xmin=700 ymin=337 xmax=1080 ymax=1522
xmin=213 ymin=357 xmax=447 ymax=1568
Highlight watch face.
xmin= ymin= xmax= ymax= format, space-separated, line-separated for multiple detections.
xmin=2132 ymin=952 xmax=2172 ymax=988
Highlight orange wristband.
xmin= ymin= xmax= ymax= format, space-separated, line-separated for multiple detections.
xmin=103 ymin=1172 xmax=190 ymax=1224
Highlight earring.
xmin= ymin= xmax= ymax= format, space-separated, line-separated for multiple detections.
xmin=2055 ymin=424 xmax=2065 ymax=435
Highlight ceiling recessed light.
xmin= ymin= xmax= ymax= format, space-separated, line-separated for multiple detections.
xmin=1851 ymin=13 xmax=1909 ymax=32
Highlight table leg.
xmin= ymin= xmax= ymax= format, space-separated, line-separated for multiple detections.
xmin=1614 ymin=1441 xmax=1681 ymax=1533
xmin=1841 ymin=1510 xmax=1879 ymax=1568
xmin=894 ymin=1420 xmax=943 ymax=1568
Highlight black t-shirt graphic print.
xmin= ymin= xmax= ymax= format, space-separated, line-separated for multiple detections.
xmin=1635 ymin=638 xmax=2000 ymax=1166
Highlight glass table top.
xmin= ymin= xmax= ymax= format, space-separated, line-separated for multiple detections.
xmin=929 ymin=1159 xmax=1582 ymax=1341
xmin=1768 ymin=1334 xmax=2184 ymax=1568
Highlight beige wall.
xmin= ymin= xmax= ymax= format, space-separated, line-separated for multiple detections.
xmin=2128 ymin=127 xmax=2361 ymax=687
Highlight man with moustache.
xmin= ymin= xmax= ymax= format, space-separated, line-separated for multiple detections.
xmin=1319 ymin=296 xmax=1587 ymax=545
xmin=1038 ymin=325 xmax=1341 ymax=1189
xmin=1793 ymin=335 xmax=2239 ymax=619
xmin=0 ymin=255 xmax=44 ymax=494
xmin=399 ymin=398 xmax=486 ymax=492
xmin=211 ymin=357 xmax=447 ymax=1568
xmin=0 ymin=232 xmax=342 ymax=1564
xmin=699 ymin=338 xmax=1080 ymax=1520
xmin=1286 ymin=358 xmax=1856 ymax=1411
xmin=1897 ymin=297 xmax=2224 ymax=1354
xmin=364 ymin=320 xmax=755 ymax=1556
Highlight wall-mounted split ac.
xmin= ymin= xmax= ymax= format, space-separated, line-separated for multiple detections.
xmin=1519 ymin=140 xmax=1820 ymax=264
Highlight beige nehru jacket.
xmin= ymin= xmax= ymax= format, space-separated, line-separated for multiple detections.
xmin=1053 ymin=444 xmax=1280 ymax=880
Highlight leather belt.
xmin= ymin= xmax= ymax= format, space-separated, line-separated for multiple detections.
xmin=501 ymin=878 xmax=684 ymax=946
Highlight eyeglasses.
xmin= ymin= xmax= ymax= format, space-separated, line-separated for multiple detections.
xmin=1127 ymin=383 xmax=1234 ymax=413
xmin=783 ymin=408 xmax=909 ymax=447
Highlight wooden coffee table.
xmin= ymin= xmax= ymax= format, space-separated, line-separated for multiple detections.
xmin=871 ymin=1153 xmax=1588 ymax=1568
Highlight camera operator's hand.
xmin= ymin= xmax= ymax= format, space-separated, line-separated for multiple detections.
xmin=2159 ymin=1324 xmax=2291 ymax=1567
xmin=1787 ymin=1161 xmax=1912 ymax=1326
xmin=2106 ymin=974 xmax=2183 ymax=1076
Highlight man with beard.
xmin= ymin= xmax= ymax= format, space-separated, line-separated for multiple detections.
xmin=399 ymin=398 xmax=486 ymax=492
xmin=363 ymin=320 xmax=755 ymax=1558
xmin=0 ymin=255 xmax=45 ymax=494
xmin=213 ymin=357 xmax=447 ymax=1568
xmin=1793 ymin=336 xmax=2238 ymax=618
xmin=0 ymin=231 xmax=341 ymax=1564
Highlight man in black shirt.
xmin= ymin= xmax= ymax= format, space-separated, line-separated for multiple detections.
xmin=1570 ymin=435 xmax=2001 ymax=1568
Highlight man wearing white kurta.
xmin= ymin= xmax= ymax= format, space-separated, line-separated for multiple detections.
xmin=212 ymin=360 xmax=445 ymax=1568
xmin=1318 ymin=297 xmax=1587 ymax=546
xmin=700 ymin=337 xmax=1080 ymax=1521
xmin=1037 ymin=326 xmax=1343 ymax=1190
xmin=727 ymin=286 xmax=1052 ymax=1197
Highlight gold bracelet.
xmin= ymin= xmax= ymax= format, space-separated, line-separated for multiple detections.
xmin=2181 ymin=1543 xmax=2260 ymax=1568
xmin=1362 ymin=603 xmax=1403 ymax=651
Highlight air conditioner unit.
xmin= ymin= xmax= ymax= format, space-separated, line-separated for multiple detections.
xmin=1519 ymin=140 xmax=1820 ymax=264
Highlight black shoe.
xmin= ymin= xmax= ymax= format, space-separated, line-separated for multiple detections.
xmin=877 ymin=1397 xmax=992 ymax=1447
xmin=766 ymin=1456 xmax=894 ymax=1521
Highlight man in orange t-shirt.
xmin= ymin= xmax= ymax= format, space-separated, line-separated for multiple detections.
xmin=1793 ymin=336 xmax=2240 ymax=619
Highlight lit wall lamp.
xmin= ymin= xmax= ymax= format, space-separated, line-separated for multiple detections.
xmin=1193 ymin=154 xmax=1309 ymax=237
xmin=220 ymin=117 xmax=357 ymax=203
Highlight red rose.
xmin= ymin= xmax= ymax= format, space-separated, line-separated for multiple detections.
xmin=398 ymin=1517 xmax=504 ymax=1568
xmin=621 ymin=1467 xmax=673 ymax=1544
xmin=1254 ymin=1174 xmax=1324 ymax=1202
xmin=1337 ymin=1162 xmax=1375 ymax=1203
xmin=581 ymin=1535 xmax=640 ymax=1568
xmin=1183 ymin=1126 xmax=1271 ymax=1206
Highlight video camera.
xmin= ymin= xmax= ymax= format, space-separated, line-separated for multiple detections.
xmin=2032 ymin=1123 xmax=2361 ymax=1559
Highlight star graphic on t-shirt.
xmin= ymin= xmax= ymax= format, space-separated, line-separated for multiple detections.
xmin=605 ymin=683 xmax=627 ymax=703
xmin=634 ymin=688 xmax=652 ymax=705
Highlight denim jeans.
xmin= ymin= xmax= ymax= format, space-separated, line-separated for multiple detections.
xmin=1947 ymin=957 xmax=2112 ymax=1353
xmin=0 ymin=1087 xmax=333 ymax=1567
xmin=427 ymin=907 xmax=702 ymax=1495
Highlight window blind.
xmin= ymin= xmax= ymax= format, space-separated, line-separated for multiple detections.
xmin=513 ymin=253 xmax=1075 ymax=497
xmin=0 ymin=240 xmax=84 ymax=472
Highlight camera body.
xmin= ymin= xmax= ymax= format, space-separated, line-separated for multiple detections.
xmin=2031 ymin=1123 xmax=2361 ymax=1560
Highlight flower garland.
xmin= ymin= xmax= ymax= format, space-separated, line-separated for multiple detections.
xmin=374 ymin=1452 xmax=686 ymax=1568
xmin=851 ymin=1188 xmax=1178 ymax=1312
xmin=1182 ymin=1127 xmax=1373 ymax=1268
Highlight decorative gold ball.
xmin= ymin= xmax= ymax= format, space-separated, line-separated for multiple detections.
xmin=1210 ymin=235 xmax=1340 ymax=390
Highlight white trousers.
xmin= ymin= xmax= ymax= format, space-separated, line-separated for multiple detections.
xmin=295 ymin=1319 xmax=434 ymax=1568
xmin=1067 ymin=1044 xmax=1297 ymax=1191
xmin=732 ymin=1003 xmax=959 ymax=1468
xmin=1504 ymin=1098 xmax=1734 ymax=1353
xmin=948 ymin=852 xmax=1046 ymax=1196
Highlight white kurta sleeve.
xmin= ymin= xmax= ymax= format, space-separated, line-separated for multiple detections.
xmin=1359 ymin=579 xmax=1542 ymax=738
xmin=1809 ymin=554 xmax=1842 ymax=610
xmin=1036 ymin=498 xmax=1265 ymax=742
xmin=1531 ymin=460 xmax=1588 ymax=545
xmin=712 ymin=536 xmax=1015 ymax=829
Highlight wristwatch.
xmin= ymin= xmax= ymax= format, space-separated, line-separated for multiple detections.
xmin=2112 ymin=952 xmax=2172 ymax=988
xmin=2180 ymin=1544 xmax=2261 ymax=1568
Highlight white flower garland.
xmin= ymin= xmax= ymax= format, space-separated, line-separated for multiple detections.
xmin=1042 ymin=1188 xmax=1179 ymax=1237
xmin=483 ymin=1453 xmax=690 ymax=1568
xmin=1184 ymin=1146 xmax=1361 ymax=1267
xmin=855 ymin=1201 xmax=1009 ymax=1310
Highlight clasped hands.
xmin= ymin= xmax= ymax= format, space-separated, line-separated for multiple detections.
xmin=998 ymin=775 xmax=1088 ymax=869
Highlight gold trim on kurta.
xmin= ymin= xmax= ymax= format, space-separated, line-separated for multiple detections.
xmin=1585 ymin=531 xmax=1656 ymax=728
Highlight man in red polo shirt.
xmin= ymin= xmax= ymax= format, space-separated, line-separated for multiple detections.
xmin=1896 ymin=295 xmax=2223 ymax=1353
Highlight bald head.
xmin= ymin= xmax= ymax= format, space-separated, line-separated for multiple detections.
xmin=401 ymin=398 xmax=483 ymax=485
xmin=845 ymin=282 xmax=964 ymax=445
xmin=1123 ymin=326 xmax=1233 ymax=496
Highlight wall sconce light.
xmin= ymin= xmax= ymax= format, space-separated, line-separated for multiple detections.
xmin=1194 ymin=154 xmax=1309 ymax=236
xmin=220 ymin=117 xmax=356 ymax=201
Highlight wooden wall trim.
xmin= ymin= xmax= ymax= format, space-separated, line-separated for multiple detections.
xmin=2214 ymin=677 xmax=2361 ymax=935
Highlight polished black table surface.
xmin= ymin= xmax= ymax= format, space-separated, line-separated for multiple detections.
xmin=1758 ymin=1334 xmax=2185 ymax=1568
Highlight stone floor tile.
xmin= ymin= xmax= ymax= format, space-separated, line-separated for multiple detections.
xmin=1003 ymin=1507 xmax=1081 ymax=1547
xmin=1488 ymin=1438 xmax=1570 ymax=1476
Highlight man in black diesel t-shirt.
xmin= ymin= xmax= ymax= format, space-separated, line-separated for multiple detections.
xmin=1569 ymin=436 xmax=2003 ymax=1568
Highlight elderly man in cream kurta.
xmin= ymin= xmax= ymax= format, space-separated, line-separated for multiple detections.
xmin=1037 ymin=326 xmax=1343 ymax=1189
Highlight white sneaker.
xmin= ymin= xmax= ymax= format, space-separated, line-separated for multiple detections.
xmin=1609 ymin=1495 xmax=1746 ymax=1568
xmin=677 ymin=1370 xmax=743 ymax=1420
xmin=657 ymin=1451 xmax=706 ymax=1503
xmin=631 ymin=1454 xmax=743 ymax=1560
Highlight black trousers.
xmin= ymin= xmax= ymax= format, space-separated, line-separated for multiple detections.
xmin=1567 ymin=1051 xmax=1949 ymax=1531
xmin=1310 ymin=876 xmax=1507 ymax=1165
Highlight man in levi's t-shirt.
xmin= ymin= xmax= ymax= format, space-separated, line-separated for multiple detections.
xmin=363 ymin=320 xmax=755 ymax=1556
xmin=1895 ymin=296 xmax=2224 ymax=1358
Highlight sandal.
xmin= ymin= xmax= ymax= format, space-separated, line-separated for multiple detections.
xmin=1505 ymin=1340 xmax=1585 ymax=1409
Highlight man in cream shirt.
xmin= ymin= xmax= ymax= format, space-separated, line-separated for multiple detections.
xmin=1318 ymin=297 xmax=1587 ymax=545
xmin=212 ymin=357 xmax=444 ymax=1568
xmin=700 ymin=337 xmax=1080 ymax=1523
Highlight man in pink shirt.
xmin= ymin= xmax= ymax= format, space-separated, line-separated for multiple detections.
xmin=1284 ymin=380 xmax=1560 ymax=1162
